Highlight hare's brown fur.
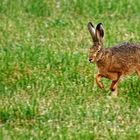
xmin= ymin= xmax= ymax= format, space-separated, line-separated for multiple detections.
xmin=88 ymin=22 xmax=140 ymax=95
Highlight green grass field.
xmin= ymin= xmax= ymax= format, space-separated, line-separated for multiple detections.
xmin=0 ymin=0 xmax=140 ymax=139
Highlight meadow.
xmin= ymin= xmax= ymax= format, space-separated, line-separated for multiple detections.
xmin=0 ymin=0 xmax=140 ymax=139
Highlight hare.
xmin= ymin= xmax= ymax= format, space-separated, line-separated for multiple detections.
xmin=87 ymin=22 xmax=140 ymax=96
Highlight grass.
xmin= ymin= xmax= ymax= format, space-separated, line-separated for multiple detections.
xmin=0 ymin=0 xmax=140 ymax=139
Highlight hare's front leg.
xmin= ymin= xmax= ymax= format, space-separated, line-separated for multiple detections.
xmin=110 ymin=72 xmax=121 ymax=91
xmin=136 ymin=66 xmax=140 ymax=77
xmin=110 ymin=81 xmax=118 ymax=91
xmin=96 ymin=73 xmax=104 ymax=89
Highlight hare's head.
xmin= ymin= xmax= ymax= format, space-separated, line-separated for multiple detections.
xmin=88 ymin=22 xmax=104 ymax=62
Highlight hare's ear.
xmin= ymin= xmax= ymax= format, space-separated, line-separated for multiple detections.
xmin=88 ymin=22 xmax=96 ymax=42
xmin=96 ymin=23 xmax=104 ymax=42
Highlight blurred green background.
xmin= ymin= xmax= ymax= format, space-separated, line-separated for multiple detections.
xmin=0 ymin=0 xmax=140 ymax=139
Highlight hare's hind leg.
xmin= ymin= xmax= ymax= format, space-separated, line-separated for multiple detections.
xmin=96 ymin=73 xmax=104 ymax=89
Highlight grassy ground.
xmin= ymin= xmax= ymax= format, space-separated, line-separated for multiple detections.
xmin=0 ymin=0 xmax=140 ymax=139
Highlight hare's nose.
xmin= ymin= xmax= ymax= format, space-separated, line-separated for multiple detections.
xmin=89 ymin=58 xmax=93 ymax=62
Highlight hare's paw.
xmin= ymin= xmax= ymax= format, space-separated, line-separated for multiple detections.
xmin=111 ymin=89 xmax=118 ymax=97
xmin=110 ymin=83 xmax=117 ymax=91
xmin=110 ymin=86 xmax=116 ymax=91
xmin=98 ymin=83 xmax=104 ymax=89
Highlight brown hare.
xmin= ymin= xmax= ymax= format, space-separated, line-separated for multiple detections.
xmin=87 ymin=22 xmax=140 ymax=96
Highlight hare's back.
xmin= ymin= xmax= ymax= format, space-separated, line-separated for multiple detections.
xmin=111 ymin=42 xmax=140 ymax=56
xmin=109 ymin=42 xmax=140 ymax=74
